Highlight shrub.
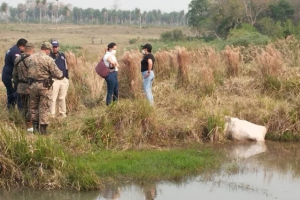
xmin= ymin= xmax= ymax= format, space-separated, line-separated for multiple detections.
xmin=160 ymin=29 xmax=185 ymax=42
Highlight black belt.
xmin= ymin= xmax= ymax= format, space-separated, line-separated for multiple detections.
xmin=18 ymin=80 xmax=28 ymax=83
xmin=31 ymin=79 xmax=45 ymax=83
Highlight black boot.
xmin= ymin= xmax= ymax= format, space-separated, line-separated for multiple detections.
xmin=32 ymin=121 xmax=39 ymax=133
xmin=40 ymin=124 xmax=48 ymax=135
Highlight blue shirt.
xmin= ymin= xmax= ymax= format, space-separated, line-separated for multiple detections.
xmin=50 ymin=52 xmax=69 ymax=79
xmin=2 ymin=45 xmax=22 ymax=78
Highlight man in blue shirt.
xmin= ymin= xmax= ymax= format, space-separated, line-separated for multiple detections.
xmin=49 ymin=40 xmax=69 ymax=118
xmin=2 ymin=38 xmax=27 ymax=109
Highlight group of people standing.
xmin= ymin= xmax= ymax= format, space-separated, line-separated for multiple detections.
xmin=2 ymin=38 xmax=69 ymax=134
xmin=103 ymin=42 xmax=155 ymax=106
xmin=2 ymin=39 xmax=155 ymax=134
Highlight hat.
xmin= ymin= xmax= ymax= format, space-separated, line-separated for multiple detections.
xmin=141 ymin=43 xmax=152 ymax=52
xmin=25 ymin=42 xmax=35 ymax=49
xmin=41 ymin=42 xmax=53 ymax=52
xmin=51 ymin=40 xmax=59 ymax=47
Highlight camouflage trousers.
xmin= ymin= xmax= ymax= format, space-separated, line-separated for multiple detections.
xmin=29 ymin=82 xmax=51 ymax=125
xmin=19 ymin=93 xmax=31 ymax=122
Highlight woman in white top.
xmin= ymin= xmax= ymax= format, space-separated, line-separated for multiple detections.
xmin=103 ymin=43 xmax=119 ymax=105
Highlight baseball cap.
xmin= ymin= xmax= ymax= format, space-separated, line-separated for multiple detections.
xmin=25 ymin=42 xmax=35 ymax=49
xmin=141 ymin=43 xmax=152 ymax=52
xmin=51 ymin=40 xmax=59 ymax=47
xmin=41 ymin=42 xmax=53 ymax=52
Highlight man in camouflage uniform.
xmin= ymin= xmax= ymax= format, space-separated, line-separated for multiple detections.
xmin=27 ymin=42 xmax=63 ymax=134
xmin=12 ymin=42 xmax=35 ymax=132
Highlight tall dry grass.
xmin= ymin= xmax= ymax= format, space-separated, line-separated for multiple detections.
xmin=222 ymin=46 xmax=242 ymax=77
xmin=65 ymin=51 xmax=105 ymax=110
xmin=272 ymin=35 xmax=300 ymax=68
xmin=155 ymin=50 xmax=177 ymax=79
xmin=119 ymin=50 xmax=143 ymax=99
xmin=256 ymin=45 xmax=284 ymax=77
xmin=176 ymin=47 xmax=190 ymax=88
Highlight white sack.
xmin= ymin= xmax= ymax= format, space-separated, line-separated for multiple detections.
xmin=224 ymin=116 xmax=267 ymax=142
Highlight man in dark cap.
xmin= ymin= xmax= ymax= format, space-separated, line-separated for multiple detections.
xmin=2 ymin=38 xmax=27 ymax=110
xmin=13 ymin=42 xmax=35 ymax=132
xmin=49 ymin=39 xmax=69 ymax=118
xmin=27 ymin=42 xmax=63 ymax=134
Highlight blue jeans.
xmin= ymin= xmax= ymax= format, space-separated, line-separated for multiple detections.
xmin=142 ymin=71 xmax=154 ymax=105
xmin=105 ymin=71 xmax=118 ymax=105
xmin=2 ymin=74 xmax=22 ymax=110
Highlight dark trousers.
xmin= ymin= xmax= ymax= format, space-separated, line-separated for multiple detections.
xmin=20 ymin=93 xmax=31 ymax=122
xmin=2 ymin=75 xmax=22 ymax=110
xmin=105 ymin=71 xmax=118 ymax=105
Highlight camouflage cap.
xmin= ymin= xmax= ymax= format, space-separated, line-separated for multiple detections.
xmin=41 ymin=41 xmax=53 ymax=51
xmin=25 ymin=42 xmax=35 ymax=49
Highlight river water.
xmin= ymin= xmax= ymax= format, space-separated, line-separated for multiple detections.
xmin=1 ymin=141 xmax=300 ymax=200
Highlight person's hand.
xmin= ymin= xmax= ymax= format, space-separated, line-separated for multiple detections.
xmin=144 ymin=71 xmax=150 ymax=78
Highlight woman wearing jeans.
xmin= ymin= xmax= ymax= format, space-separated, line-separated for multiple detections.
xmin=103 ymin=43 xmax=119 ymax=105
xmin=141 ymin=43 xmax=155 ymax=106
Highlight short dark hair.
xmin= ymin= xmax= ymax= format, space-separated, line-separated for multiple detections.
xmin=16 ymin=38 xmax=27 ymax=47
xmin=141 ymin=43 xmax=152 ymax=53
xmin=107 ymin=42 xmax=117 ymax=50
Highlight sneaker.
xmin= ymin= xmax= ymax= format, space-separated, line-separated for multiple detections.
xmin=27 ymin=127 xmax=34 ymax=132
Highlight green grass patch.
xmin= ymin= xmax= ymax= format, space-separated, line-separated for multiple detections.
xmin=76 ymin=148 xmax=222 ymax=182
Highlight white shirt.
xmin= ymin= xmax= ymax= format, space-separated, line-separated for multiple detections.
xmin=103 ymin=51 xmax=118 ymax=71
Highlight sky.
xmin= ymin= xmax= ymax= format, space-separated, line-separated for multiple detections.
xmin=5 ymin=0 xmax=190 ymax=13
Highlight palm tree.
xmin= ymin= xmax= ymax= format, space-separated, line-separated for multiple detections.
xmin=36 ymin=0 xmax=41 ymax=26
xmin=63 ymin=6 xmax=70 ymax=23
xmin=42 ymin=0 xmax=47 ymax=20
xmin=134 ymin=8 xmax=141 ymax=29
xmin=17 ymin=3 xmax=27 ymax=23
xmin=1 ymin=2 xmax=8 ymax=23
xmin=48 ymin=3 xmax=53 ymax=23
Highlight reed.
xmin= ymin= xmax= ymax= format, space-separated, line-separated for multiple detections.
xmin=65 ymin=51 xmax=105 ymax=109
xmin=119 ymin=50 xmax=143 ymax=99
xmin=176 ymin=47 xmax=190 ymax=88
xmin=222 ymin=46 xmax=242 ymax=77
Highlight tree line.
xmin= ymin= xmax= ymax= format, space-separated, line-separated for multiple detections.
xmin=187 ymin=0 xmax=300 ymax=40
xmin=0 ymin=1 xmax=186 ymax=26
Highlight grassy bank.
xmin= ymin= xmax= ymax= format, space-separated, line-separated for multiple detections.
xmin=1 ymin=24 xmax=300 ymax=190
xmin=0 ymin=123 xmax=222 ymax=190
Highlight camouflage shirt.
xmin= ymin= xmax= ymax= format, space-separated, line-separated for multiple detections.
xmin=12 ymin=54 xmax=31 ymax=94
xmin=27 ymin=52 xmax=63 ymax=80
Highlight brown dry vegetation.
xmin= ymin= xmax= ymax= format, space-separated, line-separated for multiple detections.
xmin=1 ymin=24 xmax=300 ymax=190
xmin=1 ymin=24 xmax=300 ymax=155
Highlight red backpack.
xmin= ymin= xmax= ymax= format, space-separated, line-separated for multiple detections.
xmin=95 ymin=59 xmax=110 ymax=78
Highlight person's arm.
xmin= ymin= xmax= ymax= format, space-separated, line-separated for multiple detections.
xmin=107 ymin=56 xmax=119 ymax=68
xmin=144 ymin=58 xmax=153 ymax=77
xmin=49 ymin=58 xmax=63 ymax=79
xmin=12 ymin=59 xmax=19 ymax=83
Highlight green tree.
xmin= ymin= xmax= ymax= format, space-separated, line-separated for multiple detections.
xmin=63 ymin=5 xmax=70 ymax=23
xmin=42 ymin=0 xmax=47 ymax=19
xmin=36 ymin=0 xmax=42 ymax=26
xmin=134 ymin=8 xmax=141 ymax=29
xmin=17 ymin=3 xmax=26 ymax=23
xmin=186 ymin=0 xmax=210 ymax=34
xmin=48 ymin=3 xmax=54 ymax=23
xmin=270 ymin=0 xmax=295 ymax=22
xmin=1 ymin=2 xmax=9 ymax=23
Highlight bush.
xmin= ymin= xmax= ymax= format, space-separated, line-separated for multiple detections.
xmin=160 ymin=29 xmax=185 ymax=42
xmin=227 ymin=29 xmax=270 ymax=47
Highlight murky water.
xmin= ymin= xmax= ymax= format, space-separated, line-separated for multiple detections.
xmin=1 ymin=141 xmax=300 ymax=200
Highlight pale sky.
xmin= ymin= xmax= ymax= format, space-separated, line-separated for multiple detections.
xmin=4 ymin=0 xmax=190 ymax=13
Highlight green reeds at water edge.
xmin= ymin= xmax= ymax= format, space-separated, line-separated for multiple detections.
xmin=0 ymin=124 xmax=100 ymax=191
xmin=0 ymin=120 xmax=223 ymax=190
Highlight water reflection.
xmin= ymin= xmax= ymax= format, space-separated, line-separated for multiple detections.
xmin=228 ymin=141 xmax=267 ymax=159
xmin=1 ymin=141 xmax=300 ymax=200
